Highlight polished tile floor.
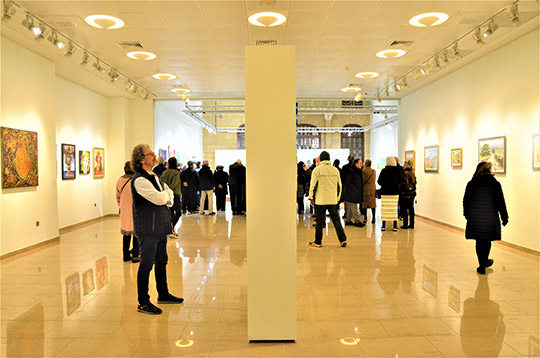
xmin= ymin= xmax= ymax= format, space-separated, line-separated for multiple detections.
xmin=1 ymin=206 xmax=539 ymax=357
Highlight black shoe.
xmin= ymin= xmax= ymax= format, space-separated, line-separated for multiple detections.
xmin=371 ymin=220 xmax=376 ymax=224
xmin=484 ymin=259 xmax=494 ymax=268
xmin=476 ymin=266 xmax=486 ymax=275
xmin=354 ymin=222 xmax=366 ymax=227
xmin=208 ymin=212 xmax=216 ymax=216
xmin=392 ymin=227 xmax=398 ymax=232
xmin=408 ymin=226 xmax=414 ymax=229
xmin=340 ymin=241 xmax=347 ymax=248
xmin=157 ymin=293 xmax=184 ymax=304
xmin=400 ymin=225 xmax=409 ymax=229
xmin=132 ymin=256 xmax=140 ymax=263
xmin=137 ymin=302 xmax=162 ymax=315
xmin=381 ymin=227 xmax=386 ymax=231
xmin=123 ymin=256 xmax=131 ymax=262
xmin=344 ymin=221 xmax=354 ymax=226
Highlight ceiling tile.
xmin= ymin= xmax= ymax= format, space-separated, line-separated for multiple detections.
xmin=199 ymin=1 xmax=245 ymax=12
xmin=19 ymin=1 xmax=73 ymax=16
xmin=154 ymin=1 xmax=201 ymax=13
xmin=244 ymin=0 xmax=290 ymax=13
xmin=119 ymin=12 xmax=167 ymax=28
xmin=326 ymin=11 xmax=371 ymax=27
xmin=205 ymin=11 xmax=247 ymax=27
xmin=333 ymin=0 xmax=380 ymax=12
xmin=108 ymin=1 xmax=156 ymax=14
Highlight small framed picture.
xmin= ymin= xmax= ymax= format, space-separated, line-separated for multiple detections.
xmin=448 ymin=285 xmax=461 ymax=312
xmin=478 ymin=136 xmax=506 ymax=174
xmin=404 ymin=150 xmax=415 ymax=170
xmin=79 ymin=150 xmax=91 ymax=175
xmin=424 ymin=145 xmax=439 ymax=173
xmin=93 ymin=147 xmax=105 ymax=178
xmin=450 ymin=148 xmax=462 ymax=168
xmin=61 ymin=144 xmax=76 ymax=180
xmin=533 ymin=134 xmax=540 ymax=170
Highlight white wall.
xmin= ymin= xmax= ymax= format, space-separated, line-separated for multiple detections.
xmin=1 ymin=37 xmax=59 ymax=255
xmin=400 ymin=29 xmax=540 ymax=251
xmin=154 ymin=101 xmax=202 ymax=165
xmin=370 ymin=101 xmax=399 ymax=170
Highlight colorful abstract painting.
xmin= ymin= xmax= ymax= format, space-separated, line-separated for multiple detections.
xmin=451 ymin=148 xmax=462 ymax=168
xmin=79 ymin=150 xmax=90 ymax=175
xmin=82 ymin=268 xmax=95 ymax=295
xmin=65 ymin=272 xmax=81 ymax=316
xmin=61 ymin=144 xmax=76 ymax=180
xmin=95 ymin=257 xmax=108 ymax=290
xmin=478 ymin=136 xmax=506 ymax=174
xmin=1 ymin=127 xmax=38 ymax=188
xmin=424 ymin=145 xmax=439 ymax=173
xmin=93 ymin=147 xmax=105 ymax=178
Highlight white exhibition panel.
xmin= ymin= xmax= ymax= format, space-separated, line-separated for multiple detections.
xmin=245 ymin=45 xmax=297 ymax=341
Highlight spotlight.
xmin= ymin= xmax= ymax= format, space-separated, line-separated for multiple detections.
xmin=32 ymin=23 xmax=45 ymax=38
xmin=441 ymin=50 xmax=450 ymax=64
xmin=80 ymin=51 xmax=89 ymax=65
xmin=413 ymin=67 xmax=422 ymax=80
xmin=385 ymin=87 xmax=390 ymax=97
xmin=64 ymin=41 xmax=75 ymax=56
xmin=22 ymin=13 xmax=34 ymax=30
xmin=93 ymin=59 xmax=106 ymax=73
xmin=48 ymin=31 xmax=65 ymax=49
xmin=433 ymin=56 xmax=441 ymax=69
xmin=473 ymin=28 xmax=485 ymax=45
xmin=2 ymin=0 xmax=16 ymax=20
xmin=452 ymin=43 xmax=462 ymax=59
xmin=420 ymin=63 xmax=433 ymax=75
xmin=402 ymin=78 xmax=409 ymax=89
xmin=108 ymin=68 xmax=119 ymax=82
xmin=125 ymin=80 xmax=136 ymax=92
xmin=394 ymin=82 xmax=401 ymax=92
xmin=482 ymin=20 xmax=499 ymax=38
xmin=354 ymin=92 xmax=362 ymax=102
xmin=509 ymin=4 xmax=520 ymax=24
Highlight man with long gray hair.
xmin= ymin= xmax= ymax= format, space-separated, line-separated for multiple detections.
xmin=131 ymin=144 xmax=184 ymax=315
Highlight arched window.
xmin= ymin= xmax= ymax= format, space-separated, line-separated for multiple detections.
xmin=341 ymin=124 xmax=364 ymax=160
xmin=297 ymin=124 xmax=321 ymax=149
xmin=237 ymin=124 xmax=245 ymax=149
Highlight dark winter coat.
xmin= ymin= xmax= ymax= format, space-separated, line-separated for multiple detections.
xmin=214 ymin=168 xmax=229 ymax=195
xmin=400 ymin=168 xmax=416 ymax=198
xmin=198 ymin=165 xmax=216 ymax=190
xmin=153 ymin=163 xmax=166 ymax=176
xmin=463 ymin=175 xmax=508 ymax=241
xmin=180 ymin=167 xmax=199 ymax=189
xmin=229 ymin=162 xmax=246 ymax=186
xmin=297 ymin=163 xmax=309 ymax=198
xmin=342 ymin=166 xmax=363 ymax=203
xmin=377 ymin=166 xmax=401 ymax=195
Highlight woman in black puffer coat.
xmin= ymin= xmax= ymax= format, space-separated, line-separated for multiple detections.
xmin=463 ymin=162 xmax=508 ymax=274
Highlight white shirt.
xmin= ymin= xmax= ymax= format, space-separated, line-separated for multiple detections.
xmin=133 ymin=171 xmax=174 ymax=207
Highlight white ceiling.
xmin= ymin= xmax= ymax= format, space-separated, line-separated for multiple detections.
xmin=3 ymin=0 xmax=539 ymax=100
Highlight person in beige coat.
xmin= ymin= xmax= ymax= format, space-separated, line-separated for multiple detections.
xmin=308 ymin=151 xmax=347 ymax=247
xmin=116 ymin=161 xmax=140 ymax=263
xmin=361 ymin=159 xmax=377 ymax=224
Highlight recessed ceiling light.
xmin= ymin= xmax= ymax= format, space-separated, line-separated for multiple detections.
xmin=127 ymin=51 xmax=157 ymax=60
xmin=355 ymin=72 xmax=380 ymax=79
xmin=248 ymin=12 xmax=287 ymax=27
xmin=409 ymin=12 xmax=449 ymax=27
xmin=376 ymin=49 xmax=406 ymax=59
xmin=152 ymin=73 xmax=177 ymax=80
xmin=170 ymin=87 xmax=192 ymax=94
xmin=341 ymin=86 xmax=361 ymax=93
xmin=85 ymin=15 xmax=125 ymax=29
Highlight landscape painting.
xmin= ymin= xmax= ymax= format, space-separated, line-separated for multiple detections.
xmin=451 ymin=148 xmax=462 ymax=168
xmin=478 ymin=136 xmax=506 ymax=174
xmin=404 ymin=150 xmax=415 ymax=170
xmin=1 ymin=127 xmax=38 ymax=188
xmin=424 ymin=145 xmax=439 ymax=172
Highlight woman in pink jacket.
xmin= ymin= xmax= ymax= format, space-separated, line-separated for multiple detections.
xmin=116 ymin=161 xmax=140 ymax=263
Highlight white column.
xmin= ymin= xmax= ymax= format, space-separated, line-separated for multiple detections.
xmin=245 ymin=45 xmax=297 ymax=341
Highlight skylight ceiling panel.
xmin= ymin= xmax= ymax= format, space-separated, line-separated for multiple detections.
xmin=107 ymin=1 xmax=156 ymax=14
xmin=154 ymin=1 xmax=202 ymax=12
xmin=205 ymin=11 xmax=247 ymax=27
xmin=20 ymin=1 xmax=72 ymax=16
xmin=326 ymin=11 xmax=371 ymax=28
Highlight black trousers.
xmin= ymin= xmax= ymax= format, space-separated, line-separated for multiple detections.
xmin=170 ymin=194 xmax=182 ymax=227
xmin=182 ymin=187 xmax=198 ymax=212
xmin=399 ymin=197 xmax=415 ymax=227
xmin=475 ymin=240 xmax=492 ymax=267
xmin=137 ymin=234 xmax=169 ymax=305
xmin=123 ymin=234 xmax=139 ymax=259
xmin=297 ymin=196 xmax=305 ymax=213
xmin=360 ymin=208 xmax=376 ymax=222
xmin=314 ymin=204 xmax=347 ymax=245
xmin=215 ymin=188 xmax=227 ymax=211
xmin=230 ymin=185 xmax=245 ymax=213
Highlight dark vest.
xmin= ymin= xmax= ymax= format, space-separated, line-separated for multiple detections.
xmin=132 ymin=169 xmax=171 ymax=238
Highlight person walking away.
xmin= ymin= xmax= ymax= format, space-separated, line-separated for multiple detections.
xmin=214 ymin=165 xmax=229 ymax=211
xmin=378 ymin=156 xmax=401 ymax=231
xmin=399 ymin=160 xmax=416 ymax=229
xmin=342 ymin=159 xmax=365 ymax=227
xmin=161 ymin=157 xmax=182 ymax=236
xmin=308 ymin=151 xmax=347 ymax=247
xmin=229 ymin=159 xmax=246 ymax=215
xmin=131 ymin=144 xmax=183 ymax=315
xmin=361 ymin=159 xmax=377 ymax=224
xmin=198 ymin=160 xmax=216 ymax=215
xmin=463 ymin=162 xmax=508 ymax=274
xmin=116 ymin=161 xmax=140 ymax=263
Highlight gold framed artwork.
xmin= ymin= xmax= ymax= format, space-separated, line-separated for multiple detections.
xmin=533 ymin=133 xmax=540 ymax=170
xmin=404 ymin=150 xmax=415 ymax=170
xmin=79 ymin=150 xmax=90 ymax=175
xmin=478 ymin=136 xmax=506 ymax=174
xmin=422 ymin=265 xmax=438 ymax=298
xmin=92 ymin=147 xmax=105 ymax=178
xmin=1 ymin=127 xmax=38 ymax=188
xmin=448 ymin=285 xmax=460 ymax=312
xmin=424 ymin=145 xmax=439 ymax=173
xmin=450 ymin=148 xmax=462 ymax=168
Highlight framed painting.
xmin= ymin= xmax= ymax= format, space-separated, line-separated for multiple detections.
xmin=82 ymin=268 xmax=95 ymax=296
xmin=65 ymin=272 xmax=81 ymax=316
xmin=533 ymin=134 xmax=540 ymax=170
xmin=92 ymin=147 xmax=105 ymax=178
xmin=404 ymin=150 xmax=415 ymax=170
xmin=61 ymin=144 xmax=76 ymax=180
xmin=478 ymin=136 xmax=506 ymax=174
xmin=79 ymin=150 xmax=90 ymax=175
xmin=1 ymin=127 xmax=38 ymax=188
xmin=424 ymin=145 xmax=439 ymax=172
xmin=448 ymin=285 xmax=460 ymax=312
xmin=95 ymin=257 xmax=108 ymax=290
xmin=422 ymin=265 xmax=438 ymax=298
xmin=450 ymin=148 xmax=462 ymax=168
xmin=158 ymin=149 xmax=167 ymax=161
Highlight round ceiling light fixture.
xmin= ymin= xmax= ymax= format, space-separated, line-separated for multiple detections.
xmin=248 ymin=12 xmax=287 ymax=27
xmin=409 ymin=12 xmax=449 ymax=27
xmin=341 ymin=86 xmax=362 ymax=93
xmin=170 ymin=87 xmax=192 ymax=94
xmin=127 ymin=51 xmax=157 ymax=60
xmin=84 ymin=15 xmax=125 ymax=29
xmin=376 ymin=49 xmax=406 ymax=59
xmin=355 ymin=72 xmax=380 ymax=79
xmin=152 ymin=73 xmax=177 ymax=80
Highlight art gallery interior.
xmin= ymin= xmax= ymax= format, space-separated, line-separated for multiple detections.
xmin=0 ymin=0 xmax=539 ymax=357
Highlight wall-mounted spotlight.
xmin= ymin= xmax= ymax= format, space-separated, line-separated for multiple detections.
xmin=482 ymin=19 xmax=499 ymax=38
xmin=354 ymin=92 xmax=362 ymax=102
xmin=48 ymin=31 xmax=65 ymax=49
xmin=509 ymin=3 xmax=520 ymax=24
xmin=64 ymin=41 xmax=75 ymax=56
xmin=125 ymin=80 xmax=136 ymax=92
xmin=108 ymin=68 xmax=119 ymax=82
xmin=80 ymin=51 xmax=89 ymax=65
xmin=394 ymin=82 xmax=401 ymax=92
xmin=402 ymin=78 xmax=409 ymax=89
xmin=433 ymin=56 xmax=441 ymax=70
xmin=441 ymin=50 xmax=450 ymax=64
xmin=2 ymin=0 xmax=16 ymax=20
xmin=473 ymin=28 xmax=485 ymax=44
xmin=385 ymin=87 xmax=390 ymax=97
xmin=93 ymin=59 xmax=106 ymax=73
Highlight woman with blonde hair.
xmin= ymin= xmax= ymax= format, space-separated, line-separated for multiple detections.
xmin=377 ymin=156 xmax=401 ymax=231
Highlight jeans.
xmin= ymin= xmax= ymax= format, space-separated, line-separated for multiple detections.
xmin=137 ymin=234 xmax=169 ymax=305
xmin=314 ymin=204 xmax=347 ymax=244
